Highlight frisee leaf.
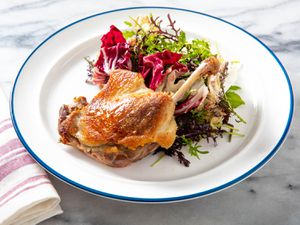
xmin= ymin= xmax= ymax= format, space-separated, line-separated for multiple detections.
xmin=123 ymin=14 xmax=212 ymax=67
xmin=231 ymin=109 xmax=247 ymax=124
xmin=150 ymin=153 xmax=165 ymax=167
xmin=124 ymin=21 xmax=132 ymax=27
xmin=181 ymin=135 xmax=208 ymax=159
xmin=179 ymin=39 xmax=212 ymax=66
xmin=122 ymin=30 xmax=135 ymax=39
xmin=191 ymin=109 xmax=206 ymax=124
xmin=231 ymin=60 xmax=240 ymax=64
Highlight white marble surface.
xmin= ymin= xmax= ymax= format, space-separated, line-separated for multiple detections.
xmin=0 ymin=0 xmax=299 ymax=224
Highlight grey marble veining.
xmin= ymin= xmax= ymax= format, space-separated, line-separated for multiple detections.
xmin=0 ymin=0 xmax=299 ymax=224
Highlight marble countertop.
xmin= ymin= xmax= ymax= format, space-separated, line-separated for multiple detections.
xmin=1 ymin=0 xmax=299 ymax=224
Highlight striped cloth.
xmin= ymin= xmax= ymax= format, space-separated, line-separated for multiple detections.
xmin=0 ymin=89 xmax=62 ymax=225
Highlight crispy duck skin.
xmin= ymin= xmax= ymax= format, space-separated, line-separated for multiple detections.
xmin=58 ymin=69 xmax=177 ymax=167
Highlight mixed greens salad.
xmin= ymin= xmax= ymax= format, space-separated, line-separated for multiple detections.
xmin=86 ymin=14 xmax=246 ymax=167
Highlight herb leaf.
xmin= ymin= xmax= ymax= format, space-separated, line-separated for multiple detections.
xmin=181 ymin=136 xmax=208 ymax=159
xmin=227 ymin=85 xmax=241 ymax=91
xmin=225 ymin=85 xmax=245 ymax=109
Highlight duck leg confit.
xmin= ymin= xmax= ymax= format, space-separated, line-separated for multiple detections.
xmin=58 ymin=57 xmax=220 ymax=167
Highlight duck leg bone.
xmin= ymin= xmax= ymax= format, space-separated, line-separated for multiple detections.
xmin=172 ymin=56 xmax=220 ymax=103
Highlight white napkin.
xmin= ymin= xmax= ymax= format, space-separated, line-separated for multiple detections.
xmin=0 ymin=88 xmax=62 ymax=225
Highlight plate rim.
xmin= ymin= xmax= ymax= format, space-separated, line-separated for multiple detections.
xmin=10 ymin=6 xmax=294 ymax=203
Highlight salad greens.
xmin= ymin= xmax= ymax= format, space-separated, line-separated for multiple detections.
xmin=87 ymin=14 xmax=246 ymax=167
xmin=123 ymin=14 xmax=212 ymax=71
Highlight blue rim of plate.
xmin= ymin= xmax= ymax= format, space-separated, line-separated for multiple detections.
xmin=10 ymin=6 xmax=294 ymax=203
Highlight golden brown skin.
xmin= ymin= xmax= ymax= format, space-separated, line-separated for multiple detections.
xmin=58 ymin=70 xmax=177 ymax=167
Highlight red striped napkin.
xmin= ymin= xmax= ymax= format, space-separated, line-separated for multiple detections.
xmin=0 ymin=89 xmax=62 ymax=225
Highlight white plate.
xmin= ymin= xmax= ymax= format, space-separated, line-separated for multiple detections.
xmin=10 ymin=7 xmax=293 ymax=203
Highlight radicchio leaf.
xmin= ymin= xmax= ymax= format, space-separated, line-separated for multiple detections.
xmin=163 ymin=63 xmax=188 ymax=92
xmin=100 ymin=25 xmax=126 ymax=47
xmin=139 ymin=50 xmax=188 ymax=90
xmin=175 ymin=85 xmax=209 ymax=115
xmin=93 ymin=25 xmax=132 ymax=86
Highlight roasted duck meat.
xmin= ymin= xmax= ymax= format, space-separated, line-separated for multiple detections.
xmin=58 ymin=69 xmax=177 ymax=167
